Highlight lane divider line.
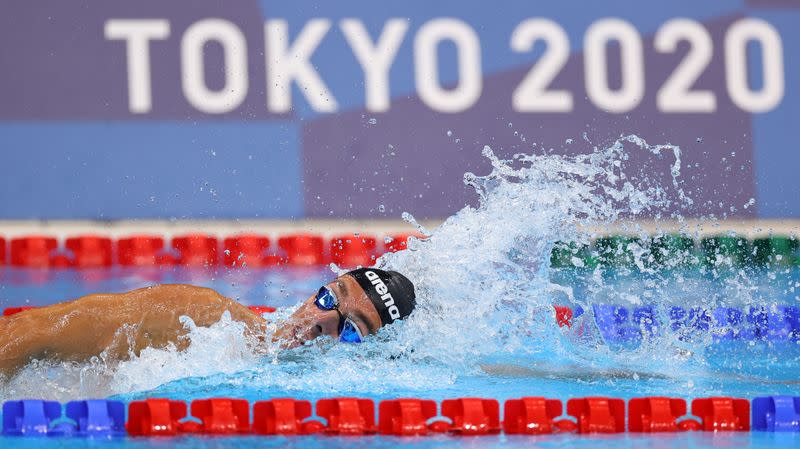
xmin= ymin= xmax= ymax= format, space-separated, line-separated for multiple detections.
xmin=2 ymin=395 xmax=798 ymax=437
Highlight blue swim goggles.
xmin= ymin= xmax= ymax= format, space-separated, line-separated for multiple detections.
xmin=314 ymin=286 xmax=365 ymax=343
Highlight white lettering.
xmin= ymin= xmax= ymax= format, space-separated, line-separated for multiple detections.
xmin=105 ymin=19 xmax=170 ymax=114
xmin=381 ymin=293 xmax=395 ymax=307
xmin=365 ymin=271 xmax=402 ymax=321
xmin=584 ymin=18 xmax=645 ymax=113
xmin=265 ymin=19 xmax=338 ymax=113
xmin=341 ymin=18 xmax=408 ymax=113
xmin=725 ymin=18 xmax=784 ymax=113
xmin=181 ymin=19 xmax=249 ymax=114
xmin=511 ymin=18 xmax=573 ymax=112
xmin=414 ymin=18 xmax=482 ymax=113
xmin=654 ymin=18 xmax=716 ymax=113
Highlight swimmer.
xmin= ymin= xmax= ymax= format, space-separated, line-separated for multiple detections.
xmin=0 ymin=268 xmax=416 ymax=379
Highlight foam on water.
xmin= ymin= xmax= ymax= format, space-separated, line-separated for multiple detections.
xmin=374 ymin=135 xmax=691 ymax=368
xmin=2 ymin=135 xmax=797 ymax=402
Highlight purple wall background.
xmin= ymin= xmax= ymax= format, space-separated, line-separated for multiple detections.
xmin=0 ymin=1 xmax=797 ymax=219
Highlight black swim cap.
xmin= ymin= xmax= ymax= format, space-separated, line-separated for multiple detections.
xmin=347 ymin=268 xmax=416 ymax=327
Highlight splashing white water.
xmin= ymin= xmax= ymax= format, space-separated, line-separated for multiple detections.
xmin=7 ymin=134 xmax=792 ymax=401
xmin=373 ymin=135 xmax=689 ymax=367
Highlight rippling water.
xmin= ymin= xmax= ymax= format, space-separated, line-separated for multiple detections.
xmin=1 ymin=135 xmax=798 ymax=405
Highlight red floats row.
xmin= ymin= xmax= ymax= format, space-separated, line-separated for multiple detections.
xmin=122 ymin=396 xmax=751 ymax=437
xmin=126 ymin=397 xmax=500 ymax=436
xmin=1 ymin=233 xmax=421 ymax=268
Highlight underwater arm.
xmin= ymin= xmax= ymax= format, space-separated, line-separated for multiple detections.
xmin=0 ymin=284 xmax=266 ymax=378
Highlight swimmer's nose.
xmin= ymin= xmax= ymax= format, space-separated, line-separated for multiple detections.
xmin=275 ymin=303 xmax=341 ymax=346
xmin=313 ymin=310 xmax=340 ymax=338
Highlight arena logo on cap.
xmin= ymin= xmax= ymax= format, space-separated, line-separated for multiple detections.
xmin=365 ymin=271 xmax=401 ymax=320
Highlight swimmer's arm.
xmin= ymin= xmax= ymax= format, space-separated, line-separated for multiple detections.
xmin=0 ymin=284 xmax=266 ymax=378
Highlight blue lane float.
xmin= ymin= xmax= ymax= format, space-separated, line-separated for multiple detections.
xmin=752 ymin=396 xmax=800 ymax=432
xmin=592 ymin=304 xmax=658 ymax=345
xmin=1 ymin=400 xmax=126 ymax=437
xmin=669 ymin=306 xmax=712 ymax=334
xmin=591 ymin=304 xmax=800 ymax=344
xmin=2 ymin=400 xmax=62 ymax=436
xmin=65 ymin=400 xmax=126 ymax=437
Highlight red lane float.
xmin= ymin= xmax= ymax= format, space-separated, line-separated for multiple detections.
xmin=253 ymin=399 xmax=321 ymax=435
xmin=503 ymin=397 xmax=570 ymax=434
xmin=117 ymin=235 xmax=165 ymax=266
xmin=2 ymin=306 xmax=37 ymax=316
xmin=10 ymin=236 xmax=58 ymax=268
xmin=173 ymin=234 xmax=219 ymax=267
xmin=188 ymin=398 xmax=250 ymax=434
xmin=378 ymin=399 xmax=437 ymax=436
xmin=330 ymin=235 xmax=377 ymax=267
xmin=278 ymin=235 xmax=325 ymax=266
xmin=440 ymin=398 xmax=501 ymax=435
xmin=316 ymin=398 xmax=377 ymax=435
xmin=126 ymin=399 xmax=188 ymax=436
xmin=628 ymin=397 xmax=692 ymax=432
xmin=223 ymin=235 xmax=270 ymax=268
xmin=567 ymin=397 xmax=625 ymax=434
xmin=66 ymin=236 xmax=113 ymax=268
xmin=1 ymin=231 xmax=421 ymax=269
xmin=691 ymin=397 xmax=750 ymax=431
xmin=384 ymin=234 xmax=420 ymax=253
xmin=248 ymin=305 xmax=277 ymax=314
xmin=553 ymin=306 xmax=573 ymax=328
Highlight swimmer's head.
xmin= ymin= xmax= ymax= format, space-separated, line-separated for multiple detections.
xmin=273 ymin=268 xmax=416 ymax=348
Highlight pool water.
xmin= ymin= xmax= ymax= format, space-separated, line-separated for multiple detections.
xmin=2 ymin=264 xmax=800 ymax=448
xmin=3 ymin=433 xmax=800 ymax=449
xmin=2 ymin=137 xmax=799 ymax=448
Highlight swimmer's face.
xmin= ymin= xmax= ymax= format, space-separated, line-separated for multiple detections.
xmin=273 ymin=275 xmax=382 ymax=348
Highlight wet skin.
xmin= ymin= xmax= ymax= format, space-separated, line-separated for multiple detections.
xmin=0 ymin=276 xmax=382 ymax=379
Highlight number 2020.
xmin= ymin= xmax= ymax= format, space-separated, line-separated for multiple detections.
xmin=512 ymin=17 xmax=785 ymax=114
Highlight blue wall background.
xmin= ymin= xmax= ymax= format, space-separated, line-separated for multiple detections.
xmin=0 ymin=1 xmax=797 ymax=219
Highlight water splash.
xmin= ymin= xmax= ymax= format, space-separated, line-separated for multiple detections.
xmin=4 ymin=135 xmax=797 ymax=401
xmin=374 ymin=135 xmax=691 ymax=369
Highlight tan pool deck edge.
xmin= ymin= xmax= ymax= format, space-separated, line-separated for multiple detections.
xmin=0 ymin=219 xmax=798 ymax=241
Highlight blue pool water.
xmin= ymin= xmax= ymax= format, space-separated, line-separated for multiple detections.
xmin=2 ymin=265 xmax=800 ymax=448
xmin=2 ymin=137 xmax=799 ymax=448
xmin=2 ymin=432 xmax=800 ymax=449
